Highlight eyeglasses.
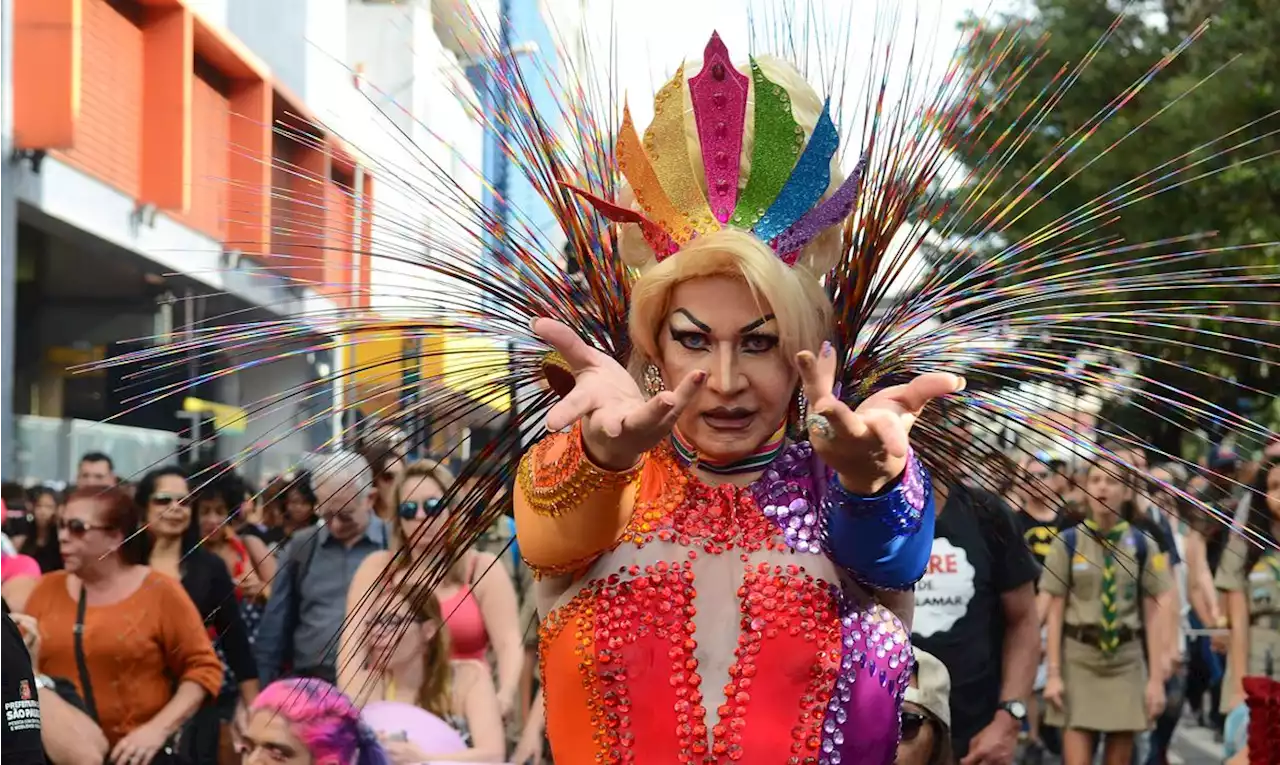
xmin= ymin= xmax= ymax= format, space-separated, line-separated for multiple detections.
xmin=398 ymin=498 xmax=444 ymax=521
xmin=57 ymin=518 xmax=114 ymax=537
xmin=150 ymin=493 xmax=186 ymax=507
xmin=901 ymin=711 xmax=930 ymax=741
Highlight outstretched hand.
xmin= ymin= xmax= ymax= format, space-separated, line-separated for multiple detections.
xmin=796 ymin=342 xmax=964 ymax=493
xmin=533 ymin=318 xmax=706 ymax=470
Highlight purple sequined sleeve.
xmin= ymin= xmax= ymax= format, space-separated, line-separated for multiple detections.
xmin=817 ymin=603 xmax=915 ymax=765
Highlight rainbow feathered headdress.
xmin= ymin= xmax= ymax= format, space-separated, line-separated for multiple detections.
xmin=569 ymin=32 xmax=867 ymax=266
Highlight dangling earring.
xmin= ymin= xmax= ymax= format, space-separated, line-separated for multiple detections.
xmin=643 ymin=364 xmax=666 ymax=398
xmin=789 ymin=388 xmax=809 ymax=439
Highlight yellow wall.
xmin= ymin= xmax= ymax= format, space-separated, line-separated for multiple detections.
xmin=346 ymin=328 xmax=510 ymax=416
xmin=422 ymin=333 xmax=511 ymax=413
xmin=345 ymin=329 xmax=410 ymax=417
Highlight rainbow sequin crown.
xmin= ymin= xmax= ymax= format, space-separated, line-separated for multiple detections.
xmin=570 ymin=32 xmax=867 ymax=265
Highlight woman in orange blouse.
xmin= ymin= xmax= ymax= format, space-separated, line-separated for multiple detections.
xmin=22 ymin=486 xmax=224 ymax=765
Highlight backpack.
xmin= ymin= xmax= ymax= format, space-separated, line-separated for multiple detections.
xmin=1062 ymin=524 xmax=1149 ymax=622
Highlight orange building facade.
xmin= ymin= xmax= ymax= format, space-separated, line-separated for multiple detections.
xmin=12 ymin=0 xmax=372 ymax=301
xmin=4 ymin=0 xmax=375 ymax=481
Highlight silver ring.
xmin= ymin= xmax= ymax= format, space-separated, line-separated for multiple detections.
xmin=805 ymin=413 xmax=834 ymax=440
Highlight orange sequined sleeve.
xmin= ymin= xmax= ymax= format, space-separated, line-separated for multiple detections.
xmin=513 ymin=422 xmax=642 ymax=577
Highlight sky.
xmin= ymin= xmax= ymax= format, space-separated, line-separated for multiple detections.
xmin=565 ymin=0 xmax=993 ymax=130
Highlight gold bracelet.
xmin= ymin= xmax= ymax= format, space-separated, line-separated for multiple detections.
xmin=517 ymin=422 xmax=643 ymax=517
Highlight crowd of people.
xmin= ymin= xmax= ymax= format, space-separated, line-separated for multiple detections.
xmin=0 ymin=448 xmax=534 ymax=765
xmin=0 ymin=287 xmax=1276 ymax=765
xmin=939 ymin=439 xmax=1280 ymax=765
xmin=1 ymin=433 xmax=1274 ymax=765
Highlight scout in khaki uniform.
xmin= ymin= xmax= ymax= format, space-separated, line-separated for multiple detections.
xmin=1215 ymin=458 xmax=1280 ymax=716
xmin=1041 ymin=464 xmax=1171 ymax=765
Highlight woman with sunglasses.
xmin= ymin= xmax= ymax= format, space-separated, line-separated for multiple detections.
xmin=136 ymin=466 xmax=261 ymax=765
xmin=340 ymin=460 xmax=524 ymax=720
xmin=359 ymin=586 xmax=505 ymax=763
xmin=898 ymin=648 xmax=955 ymax=765
xmin=21 ymin=485 xmax=224 ymax=764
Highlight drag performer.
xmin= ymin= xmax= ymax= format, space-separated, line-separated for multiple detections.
xmin=514 ymin=37 xmax=961 ymax=764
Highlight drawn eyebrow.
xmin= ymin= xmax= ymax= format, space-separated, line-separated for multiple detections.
xmin=740 ymin=314 xmax=777 ymax=333
xmin=671 ymin=309 xmax=712 ymax=332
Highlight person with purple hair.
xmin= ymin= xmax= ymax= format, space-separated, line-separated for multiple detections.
xmin=240 ymin=678 xmax=390 ymax=765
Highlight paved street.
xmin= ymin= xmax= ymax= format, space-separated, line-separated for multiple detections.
xmin=1023 ymin=715 xmax=1226 ymax=765
xmin=1171 ymin=722 xmax=1225 ymax=765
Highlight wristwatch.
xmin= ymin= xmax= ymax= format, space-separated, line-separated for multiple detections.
xmin=34 ymin=674 xmax=56 ymax=691
xmin=997 ymin=700 xmax=1028 ymax=722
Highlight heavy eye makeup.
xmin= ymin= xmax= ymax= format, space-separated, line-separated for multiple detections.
xmin=667 ymin=309 xmax=780 ymax=354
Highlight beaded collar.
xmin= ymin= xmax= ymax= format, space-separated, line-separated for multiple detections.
xmin=670 ymin=422 xmax=788 ymax=476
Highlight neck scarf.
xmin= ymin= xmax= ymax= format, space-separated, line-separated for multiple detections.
xmin=670 ymin=423 xmax=788 ymax=476
xmin=1086 ymin=518 xmax=1130 ymax=656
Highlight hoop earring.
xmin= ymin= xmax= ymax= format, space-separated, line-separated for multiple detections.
xmin=643 ymin=364 xmax=665 ymax=398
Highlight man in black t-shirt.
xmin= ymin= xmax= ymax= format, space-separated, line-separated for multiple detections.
xmin=2 ymin=601 xmax=44 ymax=765
xmin=913 ymin=482 xmax=1041 ymax=764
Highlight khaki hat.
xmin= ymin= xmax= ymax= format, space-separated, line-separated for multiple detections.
xmin=904 ymin=647 xmax=951 ymax=730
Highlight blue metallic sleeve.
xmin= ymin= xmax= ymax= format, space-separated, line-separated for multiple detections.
xmin=822 ymin=449 xmax=935 ymax=591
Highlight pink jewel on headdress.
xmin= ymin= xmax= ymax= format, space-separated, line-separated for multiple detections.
xmin=689 ymin=32 xmax=748 ymax=224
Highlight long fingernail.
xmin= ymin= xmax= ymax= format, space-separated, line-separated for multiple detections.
xmin=956 ymin=376 xmax=967 ymax=392
xmin=821 ymin=341 xmax=833 ymax=358
xmin=693 ymin=370 xmax=708 ymax=384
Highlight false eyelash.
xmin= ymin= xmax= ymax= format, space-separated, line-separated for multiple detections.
xmin=669 ymin=329 xmax=709 ymax=347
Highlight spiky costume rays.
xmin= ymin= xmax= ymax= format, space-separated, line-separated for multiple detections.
xmin=94 ymin=4 xmax=1277 ymax=764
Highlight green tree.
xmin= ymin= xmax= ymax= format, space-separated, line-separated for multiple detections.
xmin=942 ymin=0 xmax=1279 ymax=449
